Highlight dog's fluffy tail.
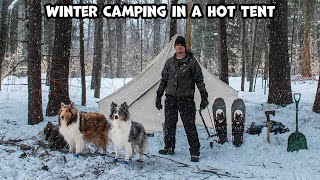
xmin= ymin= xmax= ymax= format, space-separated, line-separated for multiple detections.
xmin=142 ymin=133 xmax=149 ymax=153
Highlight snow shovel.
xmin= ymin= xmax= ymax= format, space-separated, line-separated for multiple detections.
xmin=198 ymin=109 xmax=214 ymax=148
xmin=287 ymin=93 xmax=308 ymax=152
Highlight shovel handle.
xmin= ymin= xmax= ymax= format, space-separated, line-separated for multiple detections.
xmin=293 ymin=93 xmax=301 ymax=132
xmin=294 ymin=93 xmax=301 ymax=103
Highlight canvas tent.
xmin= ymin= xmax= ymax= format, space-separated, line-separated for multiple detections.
xmin=98 ymin=35 xmax=238 ymax=133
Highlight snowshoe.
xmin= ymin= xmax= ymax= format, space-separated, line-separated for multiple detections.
xmin=231 ymin=99 xmax=245 ymax=147
xmin=212 ymin=98 xmax=228 ymax=144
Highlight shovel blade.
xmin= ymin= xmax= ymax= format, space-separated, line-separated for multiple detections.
xmin=287 ymin=131 xmax=308 ymax=152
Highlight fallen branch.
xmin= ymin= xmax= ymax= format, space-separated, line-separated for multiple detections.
xmin=0 ymin=148 xmax=16 ymax=153
xmin=39 ymin=148 xmax=53 ymax=158
xmin=150 ymin=154 xmax=239 ymax=178
xmin=31 ymin=146 xmax=41 ymax=156
xmin=0 ymin=137 xmax=52 ymax=157
xmin=31 ymin=136 xmax=50 ymax=149
xmin=196 ymin=166 xmax=222 ymax=178
xmin=0 ymin=138 xmax=28 ymax=150
xmin=1 ymin=59 xmax=27 ymax=81
xmin=151 ymin=154 xmax=190 ymax=167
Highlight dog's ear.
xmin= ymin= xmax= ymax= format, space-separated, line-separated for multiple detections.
xmin=121 ymin=102 xmax=129 ymax=110
xmin=111 ymin=102 xmax=117 ymax=110
xmin=110 ymin=102 xmax=117 ymax=119
xmin=70 ymin=101 xmax=74 ymax=107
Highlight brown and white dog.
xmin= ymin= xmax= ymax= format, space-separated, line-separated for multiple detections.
xmin=59 ymin=102 xmax=109 ymax=156
xmin=109 ymin=102 xmax=148 ymax=164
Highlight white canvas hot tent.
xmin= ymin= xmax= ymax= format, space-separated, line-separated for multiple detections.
xmin=98 ymin=35 xmax=238 ymax=133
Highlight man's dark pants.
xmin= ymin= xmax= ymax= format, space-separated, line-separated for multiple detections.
xmin=164 ymin=95 xmax=200 ymax=156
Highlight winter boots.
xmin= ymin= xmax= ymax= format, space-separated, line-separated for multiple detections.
xmin=191 ymin=155 xmax=200 ymax=162
xmin=159 ymin=147 xmax=174 ymax=155
xmin=159 ymin=147 xmax=200 ymax=162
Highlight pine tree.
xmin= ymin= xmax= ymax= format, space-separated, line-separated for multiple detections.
xmin=219 ymin=0 xmax=229 ymax=85
xmin=28 ymin=0 xmax=43 ymax=125
xmin=268 ymin=0 xmax=293 ymax=106
xmin=46 ymin=0 xmax=72 ymax=116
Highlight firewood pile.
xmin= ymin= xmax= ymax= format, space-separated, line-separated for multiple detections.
xmin=44 ymin=121 xmax=67 ymax=150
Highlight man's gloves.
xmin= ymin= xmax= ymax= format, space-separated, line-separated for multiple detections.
xmin=156 ymin=90 xmax=209 ymax=110
xmin=156 ymin=94 xmax=163 ymax=110
xmin=200 ymin=90 xmax=209 ymax=110
xmin=200 ymin=99 xmax=209 ymax=110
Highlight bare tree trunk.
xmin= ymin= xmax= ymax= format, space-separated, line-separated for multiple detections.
xmin=301 ymin=0 xmax=315 ymax=78
xmin=253 ymin=21 xmax=267 ymax=92
xmin=169 ymin=0 xmax=178 ymax=40
xmin=144 ymin=21 xmax=150 ymax=60
xmin=313 ymin=76 xmax=320 ymax=113
xmin=0 ymin=0 xmax=13 ymax=91
xmin=28 ymin=0 xmax=43 ymax=125
xmin=86 ymin=0 xmax=93 ymax=55
xmin=110 ymin=19 xmax=116 ymax=78
xmin=185 ymin=0 xmax=192 ymax=52
xmin=292 ymin=0 xmax=301 ymax=76
xmin=44 ymin=0 xmax=55 ymax=86
xmin=301 ymin=35 xmax=312 ymax=77
xmin=93 ymin=0 xmax=104 ymax=98
xmin=290 ymin=0 xmax=298 ymax=67
xmin=249 ymin=19 xmax=258 ymax=92
xmin=264 ymin=46 xmax=269 ymax=95
xmin=318 ymin=22 xmax=320 ymax=58
xmin=253 ymin=61 xmax=261 ymax=92
xmin=112 ymin=0 xmax=123 ymax=77
xmin=91 ymin=18 xmax=99 ymax=89
xmin=200 ymin=19 xmax=207 ymax=67
xmin=45 ymin=21 xmax=54 ymax=86
xmin=153 ymin=0 xmax=161 ymax=57
xmin=297 ymin=0 xmax=304 ymax=74
xmin=6 ymin=6 xmax=12 ymax=55
xmin=140 ymin=18 xmax=143 ymax=72
xmin=163 ymin=0 xmax=170 ymax=46
xmin=8 ymin=4 xmax=18 ymax=55
xmin=263 ymin=20 xmax=269 ymax=95
xmin=116 ymin=18 xmax=123 ymax=77
xmin=104 ymin=18 xmax=113 ymax=78
xmin=268 ymin=0 xmax=292 ymax=106
xmin=245 ymin=20 xmax=253 ymax=81
xmin=46 ymin=0 xmax=72 ymax=116
xmin=86 ymin=19 xmax=92 ymax=54
xmin=240 ymin=7 xmax=247 ymax=92
xmin=312 ymin=21 xmax=320 ymax=113
xmin=79 ymin=0 xmax=86 ymax=106
xmin=219 ymin=0 xmax=229 ymax=85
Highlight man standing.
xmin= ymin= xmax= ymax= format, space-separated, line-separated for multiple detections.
xmin=155 ymin=36 xmax=209 ymax=162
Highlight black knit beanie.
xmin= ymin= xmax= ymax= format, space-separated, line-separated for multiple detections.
xmin=175 ymin=36 xmax=186 ymax=48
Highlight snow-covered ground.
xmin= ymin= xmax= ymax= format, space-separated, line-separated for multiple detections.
xmin=1 ymin=75 xmax=320 ymax=179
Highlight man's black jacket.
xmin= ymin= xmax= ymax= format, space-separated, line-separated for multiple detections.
xmin=157 ymin=52 xmax=208 ymax=99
